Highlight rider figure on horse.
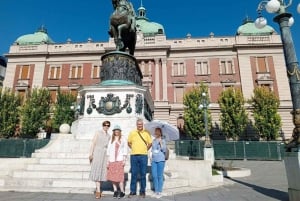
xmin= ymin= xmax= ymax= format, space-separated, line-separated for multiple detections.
xmin=111 ymin=0 xmax=136 ymax=34
xmin=109 ymin=0 xmax=136 ymax=55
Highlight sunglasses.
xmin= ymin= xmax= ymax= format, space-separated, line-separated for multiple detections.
xmin=103 ymin=124 xmax=110 ymax=127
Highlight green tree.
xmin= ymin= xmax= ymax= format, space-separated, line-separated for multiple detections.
xmin=218 ymin=87 xmax=249 ymax=140
xmin=20 ymin=88 xmax=51 ymax=138
xmin=0 ymin=88 xmax=21 ymax=138
xmin=183 ymin=83 xmax=212 ymax=139
xmin=249 ymin=87 xmax=281 ymax=140
xmin=51 ymin=90 xmax=76 ymax=132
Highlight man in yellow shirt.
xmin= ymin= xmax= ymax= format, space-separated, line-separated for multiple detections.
xmin=127 ymin=118 xmax=152 ymax=198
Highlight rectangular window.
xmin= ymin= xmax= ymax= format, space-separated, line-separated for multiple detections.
xmin=50 ymin=90 xmax=57 ymax=103
xmin=175 ymin=87 xmax=184 ymax=103
xmin=92 ymin=65 xmax=100 ymax=78
xmin=220 ymin=60 xmax=234 ymax=74
xmin=70 ymin=65 xmax=83 ymax=79
xmin=172 ymin=62 xmax=185 ymax=76
xmin=227 ymin=61 xmax=233 ymax=74
xmin=220 ymin=61 xmax=226 ymax=74
xmin=172 ymin=63 xmax=178 ymax=76
xmin=20 ymin=65 xmax=30 ymax=79
xmin=257 ymin=57 xmax=268 ymax=73
xmin=49 ymin=66 xmax=61 ymax=79
xmin=71 ymin=66 xmax=76 ymax=78
xmin=195 ymin=61 xmax=209 ymax=75
xmin=77 ymin=66 xmax=82 ymax=78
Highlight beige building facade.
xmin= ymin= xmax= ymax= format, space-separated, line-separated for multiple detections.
xmin=3 ymin=6 xmax=294 ymax=140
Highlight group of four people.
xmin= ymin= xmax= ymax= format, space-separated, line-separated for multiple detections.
xmin=88 ymin=118 xmax=167 ymax=199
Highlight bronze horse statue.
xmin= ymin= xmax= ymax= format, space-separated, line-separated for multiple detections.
xmin=109 ymin=0 xmax=137 ymax=55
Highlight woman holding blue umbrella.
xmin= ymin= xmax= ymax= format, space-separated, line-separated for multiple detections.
xmin=151 ymin=127 xmax=167 ymax=198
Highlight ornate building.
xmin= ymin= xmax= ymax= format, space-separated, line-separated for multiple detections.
xmin=3 ymin=5 xmax=293 ymax=139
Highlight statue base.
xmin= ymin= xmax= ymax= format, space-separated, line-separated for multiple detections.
xmin=72 ymin=51 xmax=153 ymax=139
xmin=71 ymin=84 xmax=153 ymax=139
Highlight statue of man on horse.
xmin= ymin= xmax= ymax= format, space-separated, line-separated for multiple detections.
xmin=109 ymin=0 xmax=137 ymax=55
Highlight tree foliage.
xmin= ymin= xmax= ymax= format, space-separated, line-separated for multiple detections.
xmin=183 ymin=83 xmax=212 ymax=139
xmin=249 ymin=87 xmax=281 ymax=140
xmin=0 ymin=88 xmax=21 ymax=138
xmin=218 ymin=87 xmax=249 ymax=140
xmin=51 ymin=90 xmax=76 ymax=132
xmin=20 ymin=88 xmax=51 ymax=138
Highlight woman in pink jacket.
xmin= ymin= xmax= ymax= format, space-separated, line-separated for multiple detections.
xmin=106 ymin=125 xmax=128 ymax=199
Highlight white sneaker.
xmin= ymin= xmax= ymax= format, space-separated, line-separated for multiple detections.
xmin=155 ymin=193 xmax=162 ymax=199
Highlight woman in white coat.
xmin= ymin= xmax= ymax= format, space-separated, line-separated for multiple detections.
xmin=106 ymin=125 xmax=128 ymax=199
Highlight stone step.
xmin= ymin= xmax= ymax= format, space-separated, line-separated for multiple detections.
xmin=0 ymin=133 xmax=218 ymax=195
xmin=32 ymin=152 xmax=89 ymax=158
xmin=52 ymin=178 xmax=95 ymax=188
xmin=4 ymin=177 xmax=54 ymax=187
xmin=26 ymin=164 xmax=91 ymax=172
xmin=0 ymin=170 xmax=10 ymax=177
xmin=13 ymin=170 xmax=90 ymax=179
xmin=1 ymin=173 xmax=189 ymax=194
xmin=39 ymin=158 xmax=90 ymax=165
xmin=0 ymin=186 xmax=94 ymax=194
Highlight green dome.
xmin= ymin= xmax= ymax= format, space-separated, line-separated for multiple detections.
xmin=15 ymin=26 xmax=54 ymax=45
xmin=136 ymin=5 xmax=164 ymax=36
xmin=237 ymin=17 xmax=275 ymax=36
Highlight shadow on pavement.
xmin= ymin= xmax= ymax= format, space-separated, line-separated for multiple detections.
xmin=227 ymin=177 xmax=289 ymax=201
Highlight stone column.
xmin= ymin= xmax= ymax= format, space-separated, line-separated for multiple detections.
xmin=155 ymin=58 xmax=160 ymax=101
xmin=161 ymin=58 xmax=167 ymax=101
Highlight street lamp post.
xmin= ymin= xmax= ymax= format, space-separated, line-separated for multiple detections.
xmin=199 ymin=92 xmax=211 ymax=148
xmin=199 ymin=92 xmax=214 ymax=164
xmin=255 ymin=1 xmax=300 ymax=200
xmin=255 ymin=0 xmax=300 ymax=150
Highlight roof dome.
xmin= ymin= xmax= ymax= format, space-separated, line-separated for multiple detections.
xmin=237 ymin=17 xmax=275 ymax=36
xmin=15 ymin=26 xmax=54 ymax=45
xmin=136 ymin=5 xmax=165 ymax=36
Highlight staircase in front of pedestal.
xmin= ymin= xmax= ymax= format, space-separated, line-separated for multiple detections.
xmin=1 ymin=149 xmax=95 ymax=193
xmin=0 ymin=136 xmax=189 ymax=194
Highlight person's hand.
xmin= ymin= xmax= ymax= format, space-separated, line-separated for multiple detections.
xmin=89 ymin=155 xmax=93 ymax=163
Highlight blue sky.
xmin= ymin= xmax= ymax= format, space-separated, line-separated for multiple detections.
xmin=0 ymin=0 xmax=300 ymax=59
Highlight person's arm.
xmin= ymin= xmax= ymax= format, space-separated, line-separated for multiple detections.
xmin=89 ymin=132 xmax=98 ymax=162
xmin=106 ymin=141 xmax=112 ymax=167
xmin=122 ymin=141 xmax=128 ymax=165
xmin=128 ymin=141 xmax=132 ymax=149
xmin=161 ymin=139 xmax=167 ymax=152
xmin=146 ymin=131 xmax=152 ymax=150
xmin=127 ymin=132 xmax=132 ymax=149
xmin=147 ymin=142 xmax=152 ymax=150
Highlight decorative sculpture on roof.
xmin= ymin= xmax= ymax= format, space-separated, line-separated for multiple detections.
xmin=109 ymin=0 xmax=137 ymax=55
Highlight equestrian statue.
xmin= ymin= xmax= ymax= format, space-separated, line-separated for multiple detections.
xmin=109 ymin=0 xmax=137 ymax=55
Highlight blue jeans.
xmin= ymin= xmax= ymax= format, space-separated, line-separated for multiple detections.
xmin=130 ymin=155 xmax=148 ymax=194
xmin=151 ymin=161 xmax=165 ymax=193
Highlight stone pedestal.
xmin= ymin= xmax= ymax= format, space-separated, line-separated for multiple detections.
xmin=284 ymin=149 xmax=300 ymax=201
xmin=71 ymin=51 xmax=153 ymax=139
xmin=204 ymin=147 xmax=215 ymax=165
xmin=71 ymin=84 xmax=153 ymax=139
